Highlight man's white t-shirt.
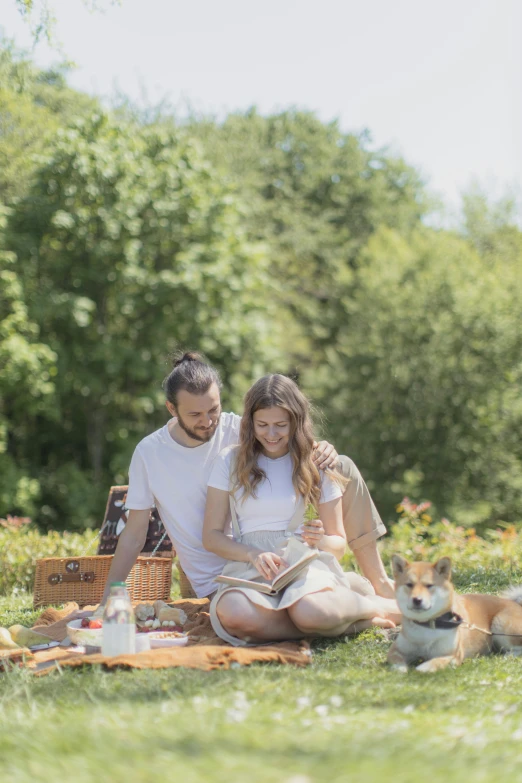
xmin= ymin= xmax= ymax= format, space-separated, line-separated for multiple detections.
xmin=208 ymin=445 xmax=342 ymax=536
xmin=125 ymin=412 xmax=241 ymax=597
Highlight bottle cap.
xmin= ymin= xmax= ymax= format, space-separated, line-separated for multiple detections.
xmin=110 ymin=581 xmax=126 ymax=587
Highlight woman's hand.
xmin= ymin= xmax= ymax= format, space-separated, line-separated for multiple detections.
xmin=249 ymin=550 xmax=287 ymax=580
xmin=302 ymin=518 xmax=324 ymax=547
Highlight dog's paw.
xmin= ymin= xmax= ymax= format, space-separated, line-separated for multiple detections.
xmin=415 ymin=660 xmax=438 ymax=673
xmin=389 ymin=663 xmax=408 ymax=673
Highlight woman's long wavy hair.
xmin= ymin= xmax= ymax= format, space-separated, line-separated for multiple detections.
xmin=233 ymin=374 xmax=346 ymax=508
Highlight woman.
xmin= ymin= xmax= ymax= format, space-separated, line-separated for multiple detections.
xmin=202 ymin=374 xmax=399 ymax=646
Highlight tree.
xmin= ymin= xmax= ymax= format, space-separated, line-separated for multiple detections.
xmin=314 ymin=224 xmax=522 ymax=524
xmin=0 ymin=42 xmax=98 ymax=203
xmin=0 ymin=204 xmax=57 ymax=517
xmin=188 ymin=108 xmax=427 ymax=352
xmin=462 ymin=185 xmax=522 ymax=267
xmin=6 ymin=112 xmax=277 ymax=528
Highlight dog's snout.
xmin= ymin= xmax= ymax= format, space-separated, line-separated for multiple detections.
xmin=412 ymin=596 xmax=423 ymax=607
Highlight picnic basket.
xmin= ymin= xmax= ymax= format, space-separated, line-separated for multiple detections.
xmin=33 ymin=484 xmax=174 ymax=608
xmin=33 ymin=554 xmax=173 ymax=609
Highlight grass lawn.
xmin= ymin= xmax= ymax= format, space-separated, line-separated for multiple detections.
xmin=2 ymin=567 xmax=522 ymax=783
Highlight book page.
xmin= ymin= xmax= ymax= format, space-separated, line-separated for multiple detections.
xmin=272 ymin=549 xmax=317 ymax=590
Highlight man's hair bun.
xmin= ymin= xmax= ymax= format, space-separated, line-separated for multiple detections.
xmin=172 ymin=351 xmax=203 ymax=369
xmin=163 ymin=350 xmax=222 ymax=404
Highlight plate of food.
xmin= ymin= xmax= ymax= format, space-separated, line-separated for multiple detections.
xmin=66 ymin=601 xmax=188 ymax=648
xmin=66 ymin=618 xmax=104 ymax=647
xmin=135 ymin=601 xmax=187 ymax=633
xmin=147 ymin=631 xmax=189 ymax=649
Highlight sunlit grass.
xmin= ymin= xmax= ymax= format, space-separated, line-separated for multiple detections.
xmin=2 ymin=569 xmax=522 ymax=782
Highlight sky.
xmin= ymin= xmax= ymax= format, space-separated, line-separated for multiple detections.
xmin=1 ymin=0 xmax=521 ymax=221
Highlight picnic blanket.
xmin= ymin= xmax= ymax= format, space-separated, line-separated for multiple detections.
xmin=30 ymin=598 xmax=312 ymax=674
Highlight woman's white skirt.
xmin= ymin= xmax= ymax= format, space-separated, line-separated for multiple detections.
xmin=209 ymin=530 xmax=375 ymax=646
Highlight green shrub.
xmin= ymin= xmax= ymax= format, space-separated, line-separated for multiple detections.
xmin=0 ymin=517 xmax=182 ymax=597
xmin=382 ymin=497 xmax=522 ymax=570
xmin=2 ymin=500 xmax=522 ymax=597
xmin=342 ymin=498 xmax=522 ymax=575
xmin=0 ymin=517 xmax=96 ymax=594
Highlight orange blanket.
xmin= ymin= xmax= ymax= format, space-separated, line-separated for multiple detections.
xmin=30 ymin=598 xmax=311 ymax=674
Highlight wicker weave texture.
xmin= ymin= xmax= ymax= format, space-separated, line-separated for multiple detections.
xmin=33 ymin=555 xmax=172 ymax=608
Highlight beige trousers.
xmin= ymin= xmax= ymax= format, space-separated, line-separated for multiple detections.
xmin=337 ymin=456 xmax=387 ymax=551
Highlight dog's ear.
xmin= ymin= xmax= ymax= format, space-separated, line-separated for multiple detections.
xmin=434 ymin=557 xmax=452 ymax=579
xmin=391 ymin=555 xmax=409 ymax=578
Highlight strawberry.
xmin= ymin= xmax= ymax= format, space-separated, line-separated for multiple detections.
xmin=88 ymin=620 xmax=102 ymax=629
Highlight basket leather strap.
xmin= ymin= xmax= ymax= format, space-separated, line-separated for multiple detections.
xmin=47 ymin=571 xmax=96 ymax=585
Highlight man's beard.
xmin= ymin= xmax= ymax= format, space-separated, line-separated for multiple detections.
xmin=176 ymin=411 xmax=221 ymax=443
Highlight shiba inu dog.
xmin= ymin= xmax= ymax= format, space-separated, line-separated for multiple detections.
xmin=388 ymin=555 xmax=522 ymax=672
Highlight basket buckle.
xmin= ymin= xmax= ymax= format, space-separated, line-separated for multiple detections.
xmin=47 ymin=570 xmax=96 ymax=585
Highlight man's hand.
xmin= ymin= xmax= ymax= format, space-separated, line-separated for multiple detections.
xmin=312 ymin=440 xmax=338 ymax=470
xmin=302 ymin=518 xmax=324 ymax=547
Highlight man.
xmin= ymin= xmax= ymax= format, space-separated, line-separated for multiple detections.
xmin=99 ymin=352 xmax=394 ymax=604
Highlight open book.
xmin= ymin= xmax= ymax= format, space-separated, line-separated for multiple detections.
xmin=214 ymin=546 xmax=318 ymax=595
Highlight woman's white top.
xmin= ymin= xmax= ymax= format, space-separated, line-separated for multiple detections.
xmin=207 ymin=445 xmax=342 ymax=535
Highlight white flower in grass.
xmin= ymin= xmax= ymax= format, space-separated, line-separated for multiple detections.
xmin=314 ymin=704 xmax=328 ymax=717
xmin=463 ymin=732 xmax=488 ymax=747
xmin=512 ymin=728 xmax=522 ymax=740
xmin=447 ymin=727 xmax=467 ymax=739
xmin=285 ymin=776 xmax=312 ymax=783
xmin=296 ymin=696 xmax=311 ymax=709
xmin=403 ymin=705 xmax=415 ymax=714
xmin=329 ymin=695 xmax=342 ymax=708
xmin=225 ymin=691 xmax=250 ymax=722
xmin=225 ymin=708 xmax=249 ymax=723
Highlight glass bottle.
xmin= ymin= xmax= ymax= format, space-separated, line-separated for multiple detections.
xmin=101 ymin=582 xmax=136 ymax=656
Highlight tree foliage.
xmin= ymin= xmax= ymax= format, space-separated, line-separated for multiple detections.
xmin=5 ymin=109 xmax=277 ymax=528
xmin=1 ymin=47 xmax=521 ymax=529
xmin=189 ymin=110 xmax=427 ymax=360
xmin=0 ymin=205 xmax=57 ymax=517
xmin=0 ymin=43 xmax=97 ymax=202
xmin=312 ymin=225 xmax=522 ymax=524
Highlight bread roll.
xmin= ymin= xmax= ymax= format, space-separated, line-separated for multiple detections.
xmin=153 ymin=600 xmax=186 ymax=625
xmin=135 ymin=603 xmax=155 ymax=622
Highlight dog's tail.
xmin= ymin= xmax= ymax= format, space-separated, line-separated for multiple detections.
xmin=501 ymin=585 xmax=522 ymax=605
